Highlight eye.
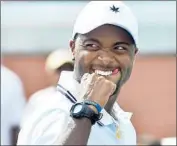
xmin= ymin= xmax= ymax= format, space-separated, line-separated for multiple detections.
xmin=113 ymin=45 xmax=128 ymax=52
xmin=84 ymin=44 xmax=100 ymax=51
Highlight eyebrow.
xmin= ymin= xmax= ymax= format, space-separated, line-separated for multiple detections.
xmin=83 ymin=38 xmax=100 ymax=44
xmin=83 ymin=38 xmax=131 ymax=46
xmin=113 ymin=42 xmax=131 ymax=46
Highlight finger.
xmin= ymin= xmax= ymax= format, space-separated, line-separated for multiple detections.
xmin=93 ymin=75 xmax=105 ymax=85
xmin=85 ymin=73 xmax=98 ymax=87
xmin=110 ymin=83 xmax=117 ymax=95
xmin=81 ymin=73 xmax=90 ymax=84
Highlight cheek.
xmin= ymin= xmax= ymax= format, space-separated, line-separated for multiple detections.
xmin=118 ymin=55 xmax=134 ymax=82
xmin=119 ymin=55 xmax=133 ymax=70
xmin=75 ymin=50 xmax=97 ymax=70
xmin=74 ymin=50 xmax=97 ymax=82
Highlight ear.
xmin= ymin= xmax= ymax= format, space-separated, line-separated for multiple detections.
xmin=134 ymin=47 xmax=139 ymax=55
xmin=132 ymin=47 xmax=139 ymax=66
xmin=69 ymin=40 xmax=76 ymax=60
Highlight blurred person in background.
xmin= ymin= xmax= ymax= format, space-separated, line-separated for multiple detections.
xmin=44 ymin=49 xmax=74 ymax=87
xmin=137 ymin=135 xmax=176 ymax=145
xmin=19 ymin=49 xmax=74 ymax=127
xmin=148 ymin=137 xmax=176 ymax=146
xmin=17 ymin=1 xmax=139 ymax=145
xmin=29 ymin=49 xmax=73 ymax=101
xmin=1 ymin=65 xmax=26 ymax=145
xmin=27 ymin=49 xmax=73 ymax=102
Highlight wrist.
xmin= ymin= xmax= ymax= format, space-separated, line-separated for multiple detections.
xmin=88 ymin=105 xmax=98 ymax=114
xmin=70 ymin=102 xmax=103 ymax=125
xmin=84 ymin=100 xmax=102 ymax=113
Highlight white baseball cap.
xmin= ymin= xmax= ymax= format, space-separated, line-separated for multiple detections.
xmin=72 ymin=1 xmax=138 ymax=46
xmin=45 ymin=49 xmax=73 ymax=72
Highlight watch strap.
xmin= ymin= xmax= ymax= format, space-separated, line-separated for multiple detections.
xmin=70 ymin=102 xmax=103 ymax=125
xmin=84 ymin=100 xmax=102 ymax=113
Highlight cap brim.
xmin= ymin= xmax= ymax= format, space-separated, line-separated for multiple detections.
xmin=72 ymin=21 xmax=137 ymax=45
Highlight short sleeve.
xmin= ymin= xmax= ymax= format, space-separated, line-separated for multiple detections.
xmin=17 ymin=108 xmax=71 ymax=145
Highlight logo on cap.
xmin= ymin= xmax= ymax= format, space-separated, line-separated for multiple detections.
xmin=110 ymin=5 xmax=119 ymax=13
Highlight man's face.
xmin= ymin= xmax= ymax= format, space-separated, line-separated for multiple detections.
xmin=70 ymin=24 xmax=138 ymax=87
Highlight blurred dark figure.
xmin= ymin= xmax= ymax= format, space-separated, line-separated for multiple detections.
xmin=149 ymin=137 xmax=176 ymax=146
xmin=148 ymin=140 xmax=161 ymax=145
xmin=138 ymin=135 xmax=176 ymax=145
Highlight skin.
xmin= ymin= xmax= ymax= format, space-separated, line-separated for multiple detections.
xmin=57 ymin=24 xmax=138 ymax=145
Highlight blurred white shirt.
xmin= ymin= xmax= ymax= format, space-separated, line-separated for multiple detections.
xmin=17 ymin=71 xmax=136 ymax=145
xmin=161 ymin=137 xmax=176 ymax=145
xmin=1 ymin=65 xmax=26 ymax=145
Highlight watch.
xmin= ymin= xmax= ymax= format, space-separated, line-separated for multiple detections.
xmin=84 ymin=100 xmax=102 ymax=113
xmin=70 ymin=102 xmax=103 ymax=125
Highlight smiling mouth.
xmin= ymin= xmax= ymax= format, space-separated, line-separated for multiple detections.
xmin=93 ymin=68 xmax=120 ymax=76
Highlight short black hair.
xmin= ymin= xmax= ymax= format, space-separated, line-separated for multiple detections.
xmin=56 ymin=62 xmax=74 ymax=73
xmin=73 ymin=33 xmax=79 ymax=41
xmin=73 ymin=27 xmax=136 ymax=47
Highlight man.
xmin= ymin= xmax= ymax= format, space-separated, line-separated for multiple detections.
xmin=17 ymin=1 xmax=138 ymax=145
xmin=1 ymin=65 xmax=26 ymax=145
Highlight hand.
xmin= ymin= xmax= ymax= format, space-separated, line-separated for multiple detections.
xmin=79 ymin=73 xmax=116 ymax=109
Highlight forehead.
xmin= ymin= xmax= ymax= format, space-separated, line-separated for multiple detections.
xmin=80 ymin=24 xmax=134 ymax=44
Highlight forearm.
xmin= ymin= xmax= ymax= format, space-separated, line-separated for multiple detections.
xmin=55 ymin=117 xmax=92 ymax=145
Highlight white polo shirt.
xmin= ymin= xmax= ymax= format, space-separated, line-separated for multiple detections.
xmin=17 ymin=71 xmax=136 ymax=145
xmin=1 ymin=65 xmax=26 ymax=145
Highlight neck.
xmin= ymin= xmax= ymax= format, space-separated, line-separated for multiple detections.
xmin=104 ymin=84 xmax=121 ymax=115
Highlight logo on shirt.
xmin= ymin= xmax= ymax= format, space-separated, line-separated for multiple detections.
xmin=116 ymin=127 xmax=122 ymax=139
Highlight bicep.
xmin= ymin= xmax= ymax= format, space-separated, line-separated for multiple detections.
xmin=17 ymin=108 xmax=70 ymax=145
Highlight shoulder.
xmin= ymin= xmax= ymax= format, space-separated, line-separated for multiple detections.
xmin=20 ymin=88 xmax=73 ymax=127
xmin=27 ymin=86 xmax=73 ymax=111
xmin=1 ymin=65 xmax=23 ymax=87
xmin=1 ymin=65 xmax=25 ymax=104
xmin=18 ymin=90 xmax=73 ymax=145
xmin=28 ymin=87 xmax=56 ymax=105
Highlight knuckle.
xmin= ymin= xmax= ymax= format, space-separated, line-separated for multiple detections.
xmin=104 ymin=79 xmax=111 ymax=85
xmin=98 ymin=76 xmax=105 ymax=81
xmin=111 ymin=82 xmax=116 ymax=87
xmin=82 ymin=73 xmax=89 ymax=81
xmin=105 ymin=80 xmax=116 ymax=89
xmin=90 ymin=74 xmax=97 ymax=82
xmin=92 ymin=73 xmax=98 ymax=80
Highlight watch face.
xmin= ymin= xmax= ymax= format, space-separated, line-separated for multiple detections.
xmin=73 ymin=104 xmax=83 ymax=114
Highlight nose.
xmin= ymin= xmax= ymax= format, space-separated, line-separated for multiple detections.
xmin=98 ymin=55 xmax=114 ymax=66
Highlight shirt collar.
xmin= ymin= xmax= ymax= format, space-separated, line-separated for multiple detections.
xmin=58 ymin=71 xmax=133 ymax=126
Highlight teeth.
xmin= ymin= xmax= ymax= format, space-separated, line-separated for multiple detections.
xmin=95 ymin=70 xmax=112 ymax=76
